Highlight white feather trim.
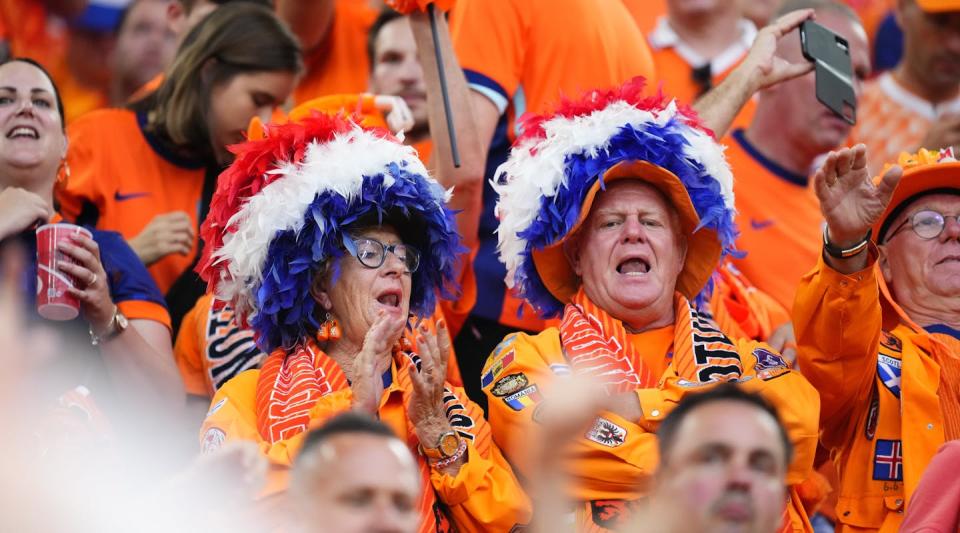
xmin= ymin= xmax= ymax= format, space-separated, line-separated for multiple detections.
xmin=211 ymin=126 xmax=442 ymax=307
xmin=493 ymin=99 xmax=733 ymax=289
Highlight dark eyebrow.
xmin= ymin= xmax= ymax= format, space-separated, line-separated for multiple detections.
xmin=0 ymin=87 xmax=52 ymax=95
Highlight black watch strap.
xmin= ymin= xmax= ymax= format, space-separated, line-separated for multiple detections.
xmin=823 ymin=227 xmax=871 ymax=259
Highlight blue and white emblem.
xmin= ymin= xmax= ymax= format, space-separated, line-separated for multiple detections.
xmin=877 ymin=354 xmax=901 ymax=398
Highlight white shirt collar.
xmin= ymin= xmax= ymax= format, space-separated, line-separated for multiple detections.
xmin=648 ymin=16 xmax=757 ymax=75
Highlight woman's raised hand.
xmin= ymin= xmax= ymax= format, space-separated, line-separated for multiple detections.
xmin=407 ymin=320 xmax=454 ymax=444
xmin=0 ymin=187 xmax=52 ymax=241
xmin=350 ymin=309 xmax=407 ymax=414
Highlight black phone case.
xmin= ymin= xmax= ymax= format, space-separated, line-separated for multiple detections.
xmin=800 ymin=20 xmax=857 ymax=125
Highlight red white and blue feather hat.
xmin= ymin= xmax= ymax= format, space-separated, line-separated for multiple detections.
xmin=494 ymin=78 xmax=738 ymax=317
xmin=198 ymin=105 xmax=461 ymax=352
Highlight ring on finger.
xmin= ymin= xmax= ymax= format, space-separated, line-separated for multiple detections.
xmin=89 ymin=273 xmax=97 ymax=286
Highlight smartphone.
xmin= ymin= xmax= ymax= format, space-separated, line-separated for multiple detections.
xmin=800 ymin=20 xmax=857 ymax=125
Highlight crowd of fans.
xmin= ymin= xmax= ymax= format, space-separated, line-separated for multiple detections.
xmin=0 ymin=0 xmax=959 ymax=531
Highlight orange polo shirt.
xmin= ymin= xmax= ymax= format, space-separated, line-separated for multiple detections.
xmin=724 ymin=128 xmax=823 ymax=310
xmin=292 ymin=0 xmax=377 ymax=104
xmin=450 ymin=0 xmax=657 ymax=332
xmin=58 ymin=108 xmax=208 ymax=295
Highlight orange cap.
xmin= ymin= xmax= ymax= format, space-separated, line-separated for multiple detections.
xmin=874 ymin=148 xmax=960 ymax=243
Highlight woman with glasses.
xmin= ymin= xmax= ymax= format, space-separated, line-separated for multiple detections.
xmin=794 ymin=145 xmax=960 ymax=532
xmin=194 ymin=112 xmax=531 ymax=532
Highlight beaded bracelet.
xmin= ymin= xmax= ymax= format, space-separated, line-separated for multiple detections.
xmin=430 ymin=439 xmax=467 ymax=470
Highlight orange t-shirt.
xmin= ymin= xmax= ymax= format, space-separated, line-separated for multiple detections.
xmin=58 ymin=108 xmax=208 ymax=295
xmin=450 ymin=0 xmax=657 ymax=332
xmin=725 ymin=128 xmax=823 ymax=310
xmin=292 ymin=0 xmax=377 ymax=104
xmin=850 ymin=72 xmax=960 ymax=175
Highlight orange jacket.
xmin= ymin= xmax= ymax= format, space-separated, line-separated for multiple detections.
xmin=482 ymin=296 xmax=820 ymax=532
xmin=794 ymin=251 xmax=953 ymax=532
xmin=202 ymin=353 xmax=530 ymax=532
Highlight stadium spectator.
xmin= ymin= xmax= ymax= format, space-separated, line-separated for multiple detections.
xmin=447 ymin=0 xmax=657 ymax=407
xmin=644 ymin=384 xmax=795 ymax=533
xmin=850 ymin=0 xmax=960 ymax=174
xmin=726 ymin=0 xmax=871 ymax=310
xmin=197 ymin=111 xmax=531 ymax=530
xmin=796 ymin=144 xmax=960 ymax=530
xmin=0 ymin=57 xmax=181 ymax=411
xmin=648 ymin=0 xmax=757 ymax=107
xmin=109 ymin=0 xmax=175 ymax=105
xmin=57 ymin=3 xmax=302 ymax=333
xmin=290 ymin=413 xmax=420 ymax=533
xmin=485 ymin=78 xmax=819 ymax=532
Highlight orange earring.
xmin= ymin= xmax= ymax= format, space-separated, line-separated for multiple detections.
xmin=55 ymin=159 xmax=70 ymax=190
xmin=317 ymin=312 xmax=340 ymax=342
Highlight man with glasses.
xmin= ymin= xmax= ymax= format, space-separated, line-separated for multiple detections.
xmin=794 ymin=144 xmax=960 ymax=531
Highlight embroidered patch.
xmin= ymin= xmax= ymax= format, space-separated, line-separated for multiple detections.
xmin=585 ymin=417 xmax=627 ymax=448
xmin=201 ymin=427 xmax=226 ymax=455
xmin=503 ymin=385 xmax=542 ymax=411
xmin=753 ymin=347 xmax=787 ymax=372
xmin=206 ymin=398 xmax=227 ymax=417
xmin=549 ymin=363 xmax=571 ymax=376
xmin=590 ymin=499 xmax=640 ymax=530
xmin=481 ymin=350 xmax=516 ymax=388
xmin=878 ymin=354 xmax=902 ymax=398
xmin=880 ymin=331 xmax=903 ymax=352
xmin=491 ymin=373 xmax=529 ymax=397
xmin=872 ymin=439 xmax=903 ymax=481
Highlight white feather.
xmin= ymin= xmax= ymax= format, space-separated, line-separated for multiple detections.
xmin=211 ymin=126 xmax=443 ymax=307
xmin=493 ymin=98 xmax=732 ymax=289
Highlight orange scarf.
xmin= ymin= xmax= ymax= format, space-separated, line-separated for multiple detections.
xmin=253 ymin=337 xmax=456 ymax=533
xmin=559 ymin=287 xmax=742 ymax=392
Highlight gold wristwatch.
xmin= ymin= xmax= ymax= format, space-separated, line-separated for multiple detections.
xmin=420 ymin=431 xmax=461 ymax=461
xmin=89 ymin=306 xmax=129 ymax=346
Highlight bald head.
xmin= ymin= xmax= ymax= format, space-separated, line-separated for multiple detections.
xmin=290 ymin=415 xmax=420 ymax=533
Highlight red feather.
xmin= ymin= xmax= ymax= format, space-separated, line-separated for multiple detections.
xmin=514 ymin=76 xmax=713 ymax=150
xmin=197 ymin=111 xmax=395 ymax=293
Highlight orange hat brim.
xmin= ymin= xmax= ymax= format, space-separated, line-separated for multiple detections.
xmin=531 ymin=160 xmax=721 ymax=303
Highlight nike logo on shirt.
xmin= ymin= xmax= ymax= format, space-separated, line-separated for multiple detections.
xmin=114 ymin=191 xmax=151 ymax=201
xmin=749 ymin=218 xmax=774 ymax=230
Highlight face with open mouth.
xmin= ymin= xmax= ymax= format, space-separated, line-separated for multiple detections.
xmin=0 ymin=61 xmax=66 ymax=181
xmin=565 ymin=180 xmax=687 ymax=329
xmin=882 ymin=193 xmax=960 ymax=304
xmin=314 ymin=225 xmax=413 ymax=347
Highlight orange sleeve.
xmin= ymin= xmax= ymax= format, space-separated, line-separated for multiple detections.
xmin=793 ymin=250 xmax=883 ymax=451
xmin=118 ymin=300 xmax=171 ymax=330
xmin=174 ymin=295 xmax=212 ymax=397
xmin=60 ymin=114 xmax=109 ymax=223
xmin=431 ymin=384 xmax=533 ymax=531
xmin=450 ymin=0 xmax=525 ymax=112
xmin=438 ymin=244 xmax=479 ymax=341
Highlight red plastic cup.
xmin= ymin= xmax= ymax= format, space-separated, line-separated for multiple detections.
xmin=36 ymin=223 xmax=92 ymax=321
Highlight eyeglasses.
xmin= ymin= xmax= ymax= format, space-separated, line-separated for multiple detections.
xmin=887 ymin=209 xmax=960 ymax=241
xmin=345 ymin=237 xmax=420 ymax=273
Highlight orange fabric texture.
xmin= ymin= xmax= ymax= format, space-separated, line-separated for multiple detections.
xmin=707 ymin=262 xmax=791 ymax=341
xmin=851 ymin=72 xmax=960 ymax=175
xmin=724 ymin=129 xmax=823 ymax=310
xmin=622 ymin=0 xmax=666 ymax=34
xmin=483 ymin=293 xmax=820 ymax=532
xmin=450 ymin=0 xmax=656 ymax=332
xmin=202 ymin=340 xmax=532 ymax=531
xmin=58 ymin=109 xmax=206 ymax=295
xmin=793 ymin=251 xmax=957 ymax=532
xmin=174 ymin=293 xmax=464 ymax=398
xmin=292 ymin=0 xmax=377 ymax=104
